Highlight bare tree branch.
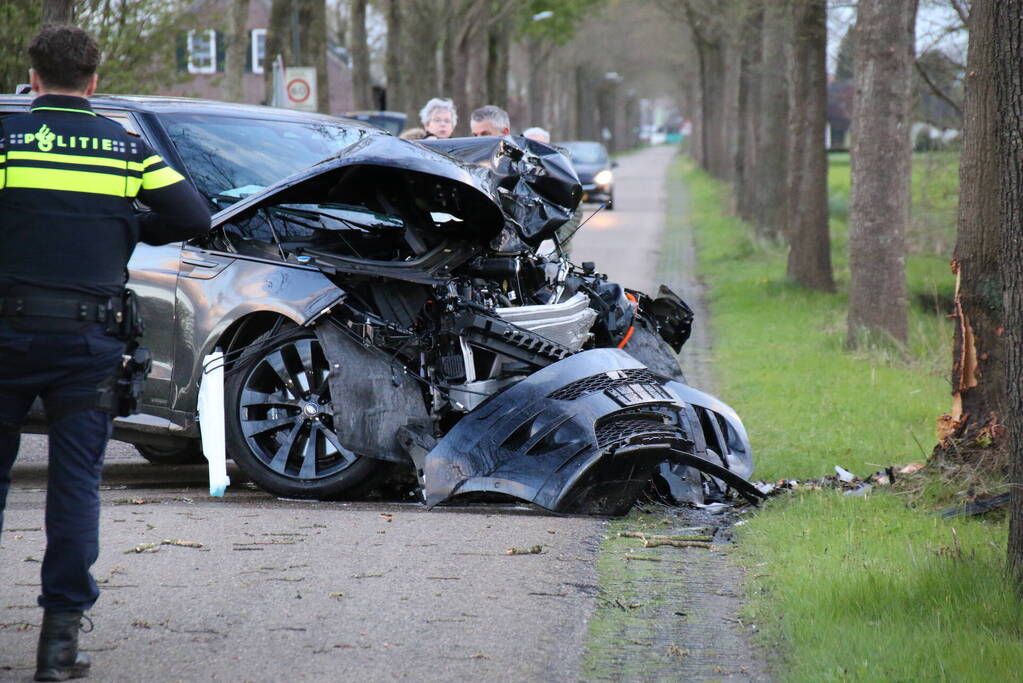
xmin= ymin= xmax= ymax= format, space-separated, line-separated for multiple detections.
xmin=915 ymin=57 xmax=964 ymax=118
xmin=950 ymin=0 xmax=970 ymax=27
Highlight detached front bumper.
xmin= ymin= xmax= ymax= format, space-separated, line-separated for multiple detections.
xmin=420 ymin=348 xmax=761 ymax=515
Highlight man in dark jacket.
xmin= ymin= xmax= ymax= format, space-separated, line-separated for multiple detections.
xmin=0 ymin=25 xmax=210 ymax=681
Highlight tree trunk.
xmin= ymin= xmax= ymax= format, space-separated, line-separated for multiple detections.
xmin=575 ymin=65 xmax=597 ymax=140
xmin=703 ymin=39 xmax=727 ymax=179
xmin=450 ymin=0 xmax=486 ymax=136
xmin=786 ymin=0 xmax=834 ymax=290
xmin=401 ymin=2 xmax=441 ymax=125
xmin=384 ymin=0 xmax=403 ymax=113
xmin=225 ymin=0 xmax=250 ymax=104
xmin=528 ymin=39 xmax=551 ymax=129
xmin=441 ymin=0 xmax=456 ymax=101
xmin=349 ymin=0 xmax=372 ymax=110
xmin=486 ymin=23 xmax=509 ymax=108
xmin=996 ymin=0 xmax=1023 ymax=585
xmin=737 ymin=9 xmax=763 ymax=221
xmin=846 ymin=0 xmax=917 ymax=346
xmin=264 ymin=0 xmax=291 ymax=105
xmin=297 ymin=0 xmax=329 ymax=114
xmin=754 ymin=0 xmax=790 ymax=240
xmin=935 ymin=0 xmax=1005 ymax=461
xmin=721 ymin=38 xmax=742 ymax=186
xmin=42 ymin=0 xmax=75 ymax=24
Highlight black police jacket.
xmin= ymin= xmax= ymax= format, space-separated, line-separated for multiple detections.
xmin=0 ymin=94 xmax=211 ymax=298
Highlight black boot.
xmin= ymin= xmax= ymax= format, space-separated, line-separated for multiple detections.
xmin=34 ymin=610 xmax=91 ymax=681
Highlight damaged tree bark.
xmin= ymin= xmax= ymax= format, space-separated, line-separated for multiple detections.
xmin=936 ymin=0 xmax=1007 ymax=465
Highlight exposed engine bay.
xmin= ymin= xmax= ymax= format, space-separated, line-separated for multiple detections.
xmin=206 ymin=134 xmax=762 ymax=514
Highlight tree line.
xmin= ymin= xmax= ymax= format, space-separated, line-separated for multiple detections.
xmin=670 ymin=0 xmax=1023 ymax=585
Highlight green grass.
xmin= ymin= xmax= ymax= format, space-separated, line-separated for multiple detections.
xmin=680 ymin=157 xmax=951 ymax=480
xmin=739 ymin=492 xmax=1021 ymax=682
xmin=673 ymin=152 xmax=1023 ymax=681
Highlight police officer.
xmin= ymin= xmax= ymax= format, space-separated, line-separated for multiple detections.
xmin=0 ymin=26 xmax=210 ymax=681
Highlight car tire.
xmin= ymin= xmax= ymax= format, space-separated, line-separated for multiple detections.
xmin=135 ymin=441 xmax=206 ymax=466
xmin=224 ymin=326 xmax=384 ymax=500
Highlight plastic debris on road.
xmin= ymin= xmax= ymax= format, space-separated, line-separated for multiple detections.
xmin=198 ymin=350 xmax=230 ymax=497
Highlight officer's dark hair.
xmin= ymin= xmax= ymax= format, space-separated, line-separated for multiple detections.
xmin=28 ymin=25 xmax=100 ymax=91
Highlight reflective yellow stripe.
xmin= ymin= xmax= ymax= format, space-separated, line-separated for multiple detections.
xmin=142 ymin=165 xmax=184 ymax=190
xmin=141 ymin=155 xmax=163 ymax=169
xmin=8 ymin=150 xmax=127 ymax=170
xmin=6 ymin=167 xmax=128 ymax=196
xmin=30 ymin=106 xmax=97 ymax=117
xmin=0 ymin=154 xmax=6 ymax=163
xmin=126 ymin=177 xmax=142 ymax=197
xmin=127 ymin=161 xmax=144 ymax=171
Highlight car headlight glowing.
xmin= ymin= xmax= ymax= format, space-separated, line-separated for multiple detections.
xmin=594 ymin=169 xmax=614 ymax=186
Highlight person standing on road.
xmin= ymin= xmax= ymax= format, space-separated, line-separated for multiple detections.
xmin=470 ymin=105 xmax=511 ymax=137
xmin=418 ymin=97 xmax=457 ymax=139
xmin=0 ymin=25 xmax=210 ymax=682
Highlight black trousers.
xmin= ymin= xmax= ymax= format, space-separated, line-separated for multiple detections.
xmin=0 ymin=320 xmax=124 ymax=612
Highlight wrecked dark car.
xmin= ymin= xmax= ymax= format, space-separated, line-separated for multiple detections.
xmin=186 ymin=133 xmax=759 ymax=513
xmin=0 ymin=95 xmax=758 ymax=514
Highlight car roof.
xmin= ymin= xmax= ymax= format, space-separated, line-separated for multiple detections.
xmin=0 ymin=93 xmax=372 ymax=128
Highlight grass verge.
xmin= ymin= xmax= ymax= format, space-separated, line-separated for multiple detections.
xmin=674 ymin=153 xmax=1023 ymax=681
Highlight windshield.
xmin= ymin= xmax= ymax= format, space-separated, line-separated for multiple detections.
xmin=561 ymin=141 xmax=608 ymax=165
xmin=161 ymin=113 xmax=368 ymax=202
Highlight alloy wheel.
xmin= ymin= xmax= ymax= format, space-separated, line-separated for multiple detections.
xmin=237 ymin=336 xmax=357 ymax=480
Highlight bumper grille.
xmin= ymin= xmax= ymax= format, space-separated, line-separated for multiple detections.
xmin=548 ymin=368 xmax=661 ymax=401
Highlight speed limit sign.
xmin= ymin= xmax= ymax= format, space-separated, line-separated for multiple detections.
xmin=284 ymin=67 xmax=316 ymax=111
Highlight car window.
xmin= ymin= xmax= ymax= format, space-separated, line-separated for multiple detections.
xmin=99 ymin=111 xmax=140 ymax=135
xmin=160 ymin=113 xmax=368 ymax=202
xmin=561 ymin=142 xmax=608 ymax=165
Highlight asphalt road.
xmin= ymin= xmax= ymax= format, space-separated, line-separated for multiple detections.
xmin=1 ymin=145 xmax=678 ymax=682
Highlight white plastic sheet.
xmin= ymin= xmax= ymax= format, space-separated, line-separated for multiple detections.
xmin=197 ymin=350 xmax=230 ymax=497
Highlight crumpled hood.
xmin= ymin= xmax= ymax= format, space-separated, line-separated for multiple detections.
xmin=422 ymin=135 xmax=583 ymax=245
xmin=211 ymin=133 xmax=507 ymax=240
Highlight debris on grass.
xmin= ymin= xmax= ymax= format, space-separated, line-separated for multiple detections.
xmin=618 ymin=531 xmax=713 ymax=549
xmin=939 ymin=492 xmax=1010 ymax=518
xmin=619 ymin=531 xmax=713 ymax=543
xmin=753 ymin=463 xmax=908 ymax=498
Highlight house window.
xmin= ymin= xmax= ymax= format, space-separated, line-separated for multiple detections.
xmin=251 ymin=28 xmax=267 ymax=74
xmin=188 ymin=29 xmax=216 ymax=74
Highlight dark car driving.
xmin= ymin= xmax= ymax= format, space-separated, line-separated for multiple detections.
xmin=560 ymin=140 xmax=616 ymax=210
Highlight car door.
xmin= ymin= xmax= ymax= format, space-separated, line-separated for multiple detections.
xmin=97 ymin=109 xmax=187 ymax=420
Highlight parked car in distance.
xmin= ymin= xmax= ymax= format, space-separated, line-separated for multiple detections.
xmin=342 ymin=110 xmax=406 ymax=136
xmin=559 ymin=140 xmax=616 ymax=210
